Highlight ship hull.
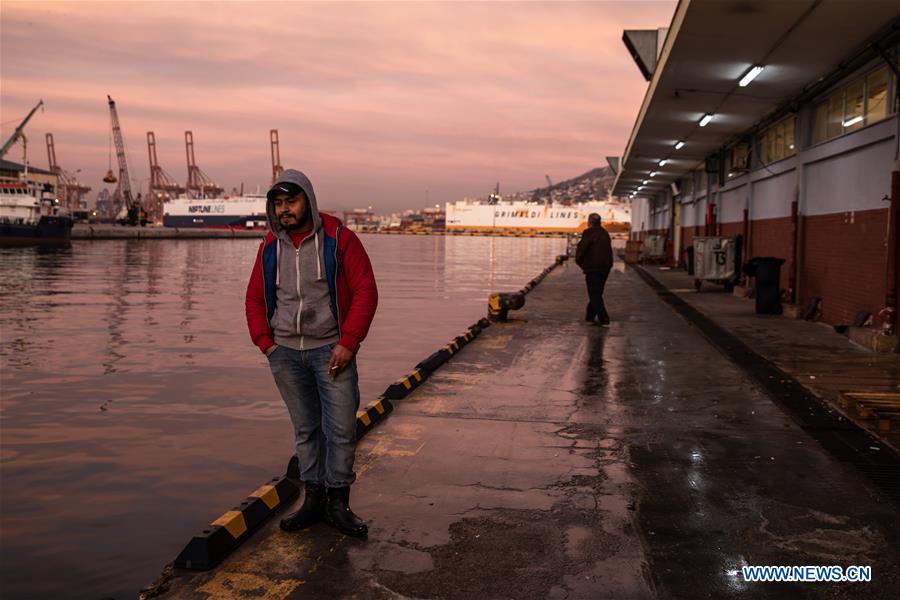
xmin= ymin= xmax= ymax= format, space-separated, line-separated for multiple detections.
xmin=0 ymin=216 xmax=73 ymax=247
xmin=162 ymin=215 xmax=267 ymax=229
xmin=445 ymin=200 xmax=630 ymax=233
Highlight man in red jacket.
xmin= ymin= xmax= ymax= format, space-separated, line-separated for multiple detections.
xmin=245 ymin=169 xmax=377 ymax=537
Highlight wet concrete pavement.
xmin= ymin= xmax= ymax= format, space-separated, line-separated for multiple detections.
xmin=637 ymin=264 xmax=900 ymax=453
xmin=152 ymin=259 xmax=900 ymax=599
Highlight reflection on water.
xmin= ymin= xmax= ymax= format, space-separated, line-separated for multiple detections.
xmin=0 ymin=234 xmax=565 ymax=599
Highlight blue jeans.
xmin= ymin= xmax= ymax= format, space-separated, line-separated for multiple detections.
xmin=267 ymin=343 xmax=360 ymax=487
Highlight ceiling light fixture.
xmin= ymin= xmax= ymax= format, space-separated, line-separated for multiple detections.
xmin=842 ymin=115 xmax=863 ymax=127
xmin=675 ymin=141 xmax=685 ymax=150
xmin=649 ymin=171 xmax=658 ymax=177
xmin=658 ymin=159 xmax=668 ymax=166
xmin=699 ymin=114 xmax=713 ymax=127
xmin=739 ymin=65 xmax=765 ymax=87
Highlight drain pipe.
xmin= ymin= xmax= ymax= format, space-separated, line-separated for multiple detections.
xmin=886 ymin=157 xmax=899 ymax=343
xmin=790 ymin=199 xmax=799 ymax=303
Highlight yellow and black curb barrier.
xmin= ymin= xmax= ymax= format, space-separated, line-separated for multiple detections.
xmin=174 ymin=476 xmax=299 ymax=570
xmin=356 ymin=396 xmax=394 ymax=439
xmin=489 ymin=255 xmax=568 ymax=321
xmin=517 ymin=254 xmax=568 ymax=297
xmin=381 ymin=317 xmax=490 ymax=400
xmin=383 ymin=368 xmax=426 ymax=400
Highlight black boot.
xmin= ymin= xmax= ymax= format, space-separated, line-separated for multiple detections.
xmin=323 ymin=486 xmax=368 ymax=537
xmin=280 ymin=482 xmax=325 ymax=532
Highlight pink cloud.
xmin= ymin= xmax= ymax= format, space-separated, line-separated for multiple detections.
xmin=2 ymin=0 xmax=676 ymax=212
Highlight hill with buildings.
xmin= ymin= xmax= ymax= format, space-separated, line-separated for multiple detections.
xmin=476 ymin=166 xmax=616 ymax=204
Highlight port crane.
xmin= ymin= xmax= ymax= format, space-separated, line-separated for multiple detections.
xmin=46 ymin=133 xmax=92 ymax=210
xmin=147 ymin=131 xmax=185 ymax=222
xmin=270 ymin=129 xmax=284 ymax=183
xmin=184 ymin=131 xmax=223 ymax=198
xmin=1 ymin=99 xmax=43 ymax=161
xmin=106 ymin=95 xmax=147 ymax=226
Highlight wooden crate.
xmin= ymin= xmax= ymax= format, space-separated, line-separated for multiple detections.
xmin=839 ymin=391 xmax=900 ymax=432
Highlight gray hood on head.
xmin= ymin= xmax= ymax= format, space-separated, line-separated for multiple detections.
xmin=266 ymin=169 xmax=322 ymax=238
xmin=266 ymin=169 xmax=326 ymax=282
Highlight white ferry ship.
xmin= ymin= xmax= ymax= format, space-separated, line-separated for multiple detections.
xmin=445 ymin=199 xmax=630 ymax=234
xmin=162 ymin=194 xmax=268 ymax=229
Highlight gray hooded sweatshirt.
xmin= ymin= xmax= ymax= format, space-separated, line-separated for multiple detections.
xmin=266 ymin=170 xmax=339 ymax=351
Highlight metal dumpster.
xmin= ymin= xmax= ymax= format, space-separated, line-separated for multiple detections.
xmin=641 ymin=234 xmax=666 ymax=262
xmin=693 ymin=236 xmax=740 ymax=291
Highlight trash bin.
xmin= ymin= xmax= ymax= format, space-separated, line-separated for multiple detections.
xmin=743 ymin=257 xmax=785 ymax=315
xmin=685 ymin=246 xmax=694 ymax=275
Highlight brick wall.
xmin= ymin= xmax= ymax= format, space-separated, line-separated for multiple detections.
xmin=801 ymin=208 xmax=889 ymax=324
xmin=750 ymin=216 xmax=793 ymax=292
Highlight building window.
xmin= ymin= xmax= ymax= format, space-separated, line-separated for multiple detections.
xmin=727 ymin=142 xmax=750 ymax=177
xmin=757 ymin=115 xmax=796 ymax=166
xmin=867 ymin=67 xmax=889 ymax=123
xmin=812 ymin=64 xmax=895 ymax=144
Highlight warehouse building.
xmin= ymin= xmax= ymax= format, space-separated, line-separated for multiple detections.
xmin=613 ymin=0 xmax=900 ymax=328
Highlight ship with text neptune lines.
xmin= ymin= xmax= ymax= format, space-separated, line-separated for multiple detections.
xmin=162 ymin=194 xmax=268 ymax=228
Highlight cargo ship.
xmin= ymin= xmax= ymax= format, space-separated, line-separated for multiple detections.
xmin=0 ymin=178 xmax=73 ymax=247
xmin=444 ymin=198 xmax=630 ymax=234
xmin=162 ymin=194 xmax=268 ymax=229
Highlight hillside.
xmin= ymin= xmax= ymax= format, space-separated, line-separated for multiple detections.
xmin=477 ymin=167 xmax=616 ymax=204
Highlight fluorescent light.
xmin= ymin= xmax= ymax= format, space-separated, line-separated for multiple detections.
xmin=675 ymin=140 xmax=685 ymax=150
xmin=842 ymin=115 xmax=863 ymax=127
xmin=649 ymin=171 xmax=658 ymax=177
xmin=658 ymin=159 xmax=668 ymax=166
xmin=638 ymin=186 xmax=644 ymax=190
xmin=738 ymin=65 xmax=764 ymax=87
xmin=699 ymin=114 xmax=713 ymax=127
xmin=642 ymin=180 xmax=649 ymax=185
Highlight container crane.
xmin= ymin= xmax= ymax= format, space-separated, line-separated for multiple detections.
xmin=147 ymin=131 xmax=185 ymax=222
xmin=1 ymin=99 xmax=43 ymax=160
xmin=270 ymin=129 xmax=284 ymax=183
xmin=46 ymin=133 xmax=92 ymax=210
xmin=184 ymin=131 xmax=223 ymax=198
xmin=107 ymin=95 xmax=147 ymax=226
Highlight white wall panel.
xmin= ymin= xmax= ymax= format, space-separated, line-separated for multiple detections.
xmin=719 ymin=185 xmax=746 ymax=223
xmin=804 ymin=138 xmax=894 ymax=216
xmin=752 ymin=169 xmax=795 ymax=220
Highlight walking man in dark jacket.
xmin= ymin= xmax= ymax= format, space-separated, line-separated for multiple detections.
xmin=245 ymin=169 xmax=378 ymax=537
xmin=575 ymin=213 xmax=613 ymax=326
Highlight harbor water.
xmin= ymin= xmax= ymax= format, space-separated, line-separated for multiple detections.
xmin=0 ymin=234 xmax=566 ymax=599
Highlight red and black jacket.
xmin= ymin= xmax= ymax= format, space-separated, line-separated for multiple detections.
xmin=245 ymin=212 xmax=378 ymax=354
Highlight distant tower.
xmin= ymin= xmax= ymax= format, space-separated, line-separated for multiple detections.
xmin=184 ymin=131 xmax=224 ymax=198
xmin=270 ymin=129 xmax=284 ymax=183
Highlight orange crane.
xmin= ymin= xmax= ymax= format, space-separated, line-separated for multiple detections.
xmin=270 ymin=129 xmax=284 ymax=183
xmin=184 ymin=131 xmax=223 ymax=198
xmin=147 ymin=131 xmax=185 ymax=222
xmin=45 ymin=133 xmax=91 ymax=210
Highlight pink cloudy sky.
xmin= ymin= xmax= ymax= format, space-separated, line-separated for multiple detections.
xmin=2 ymin=1 xmax=674 ymax=213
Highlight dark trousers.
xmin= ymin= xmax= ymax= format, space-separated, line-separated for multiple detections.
xmin=584 ymin=270 xmax=610 ymax=323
